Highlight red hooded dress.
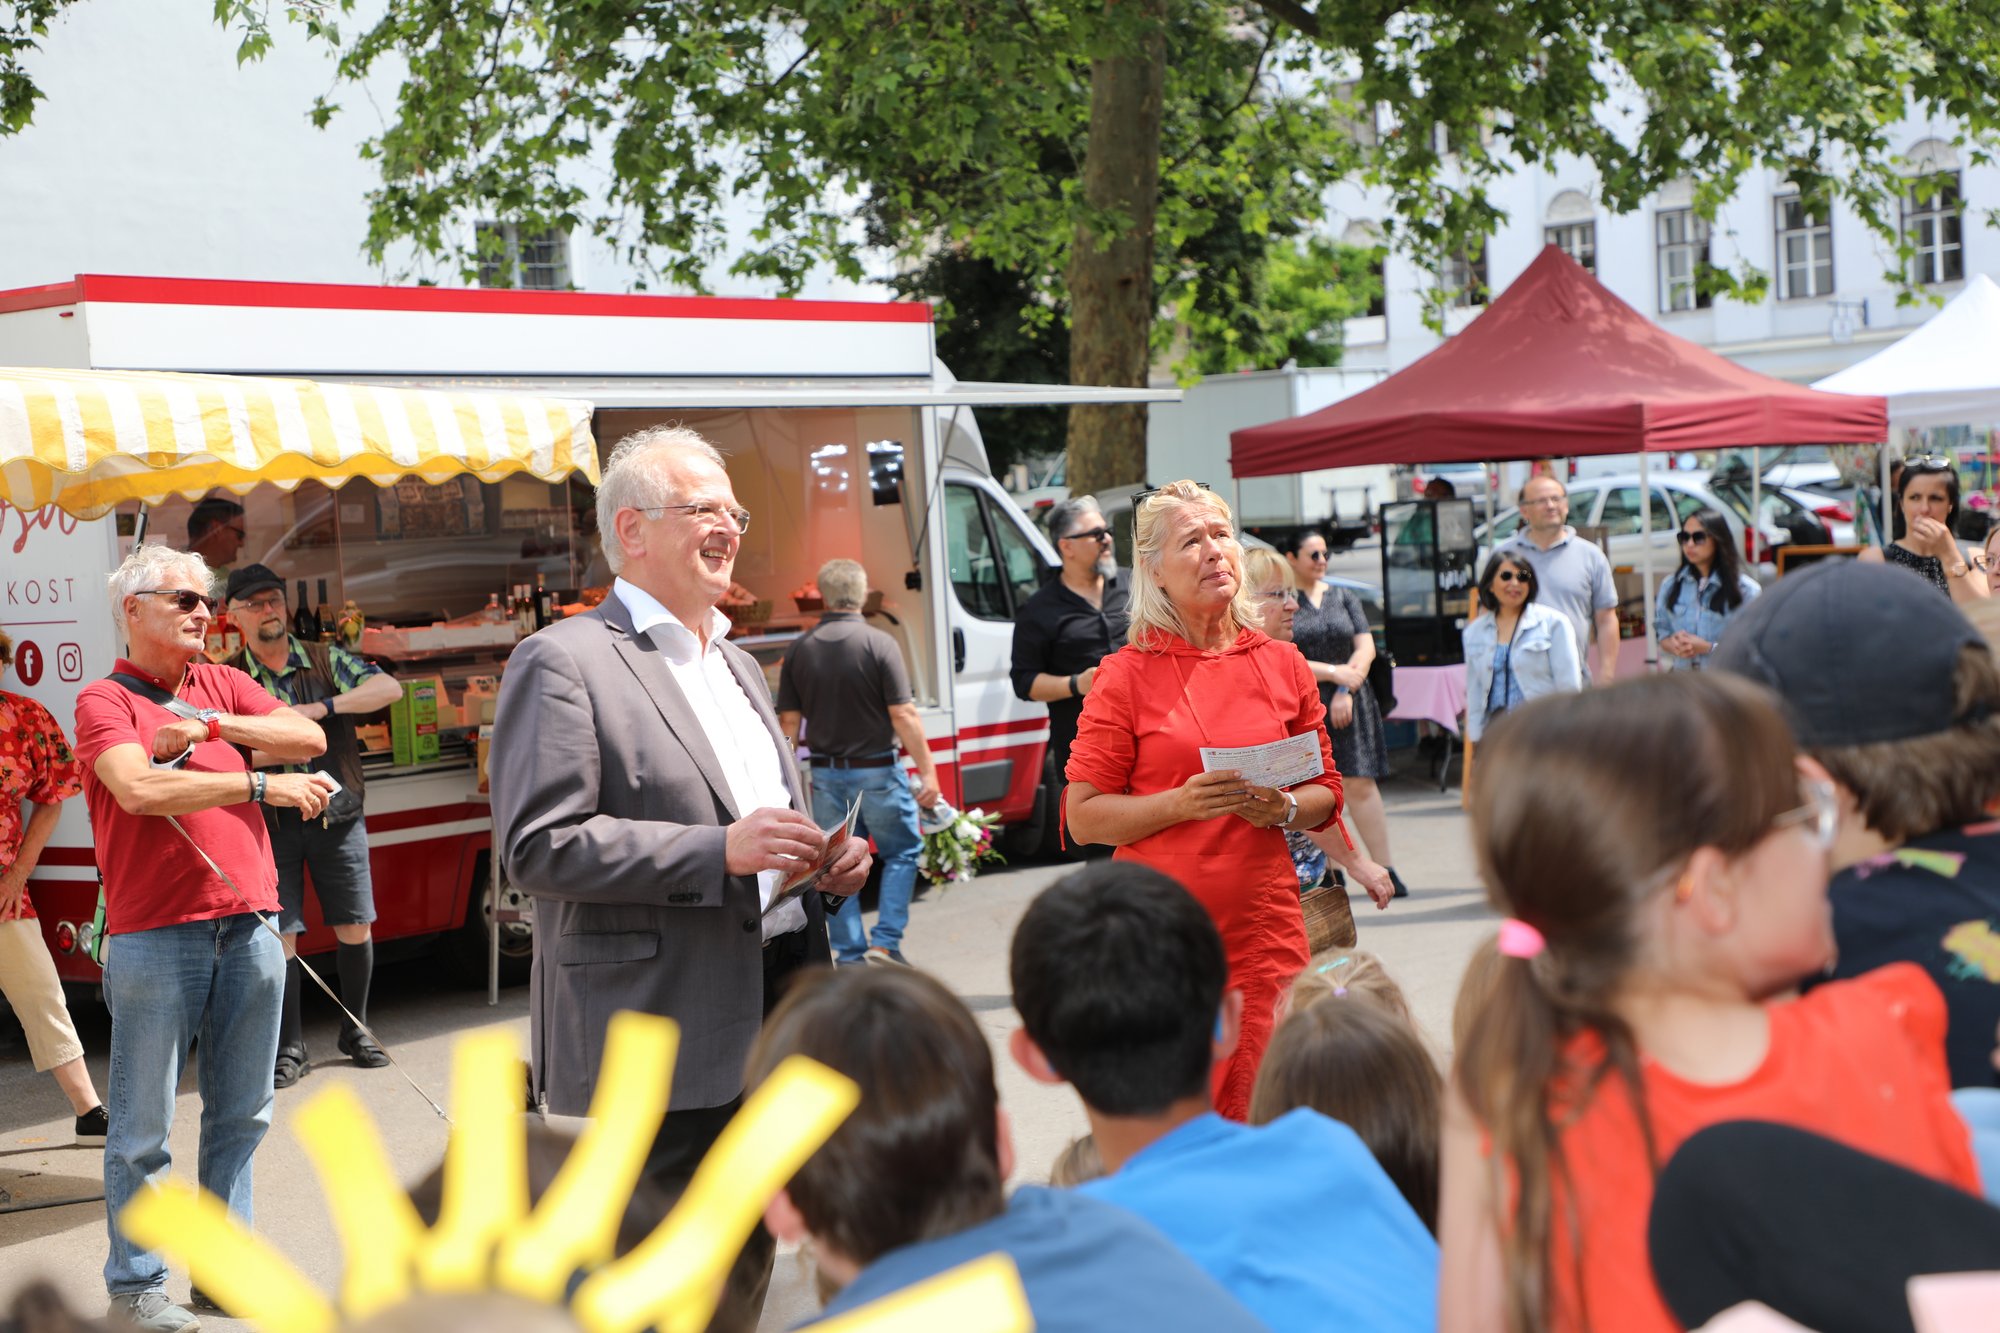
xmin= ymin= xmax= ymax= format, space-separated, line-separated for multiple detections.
xmin=1065 ymin=627 xmax=1344 ymax=1119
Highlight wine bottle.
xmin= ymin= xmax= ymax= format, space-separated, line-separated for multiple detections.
xmin=534 ymin=573 xmax=552 ymax=630
xmin=315 ymin=579 xmax=334 ymax=642
xmin=291 ymin=581 xmax=315 ymax=640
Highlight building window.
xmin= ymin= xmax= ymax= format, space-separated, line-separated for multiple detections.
xmin=1656 ymin=209 xmax=1713 ymax=313
xmin=1544 ymin=221 xmax=1596 ymax=273
xmin=476 ymin=222 xmax=571 ymax=290
xmin=1904 ymin=175 xmax=1963 ymax=286
xmin=1442 ymin=246 xmax=1488 ymax=309
xmin=1774 ymin=198 xmax=1833 ymax=300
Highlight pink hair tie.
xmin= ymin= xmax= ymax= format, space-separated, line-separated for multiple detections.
xmin=1497 ymin=918 xmax=1546 ymax=959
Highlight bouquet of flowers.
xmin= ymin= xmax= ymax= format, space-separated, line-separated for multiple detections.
xmin=916 ymin=799 xmax=1006 ymax=886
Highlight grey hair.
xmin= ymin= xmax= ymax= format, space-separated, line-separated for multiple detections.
xmin=1126 ymin=481 xmax=1256 ymax=651
xmin=817 ymin=558 xmax=868 ymax=611
xmin=107 ymin=543 xmax=214 ymax=645
xmin=1045 ymin=494 xmax=1102 ymax=542
xmin=594 ymin=424 xmax=729 ymax=576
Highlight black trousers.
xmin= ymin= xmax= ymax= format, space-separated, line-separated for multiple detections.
xmin=1648 ymin=1120 xmax=2000 ymax=1333
xmin=638 ymin=928 xmax=823 ymax=1329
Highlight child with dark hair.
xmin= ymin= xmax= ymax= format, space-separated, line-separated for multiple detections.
xmin=748 ymin=965 xmax=1260 ymax=1332
xmin=1008 ymin=860 xmax=1437 ymax=1332
xmin=1445 ymin=672 xmax=1980 ymax=1333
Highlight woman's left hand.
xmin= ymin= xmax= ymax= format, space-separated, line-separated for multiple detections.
xmin=1328 ymin=663 xmax=1366 ymax=690
xmin=1232 ymin=784 xmax=1292 ymax=829
xmin=1328 ymin=693 xmax=1355 ymax=728
xmin=1908 ymin=515 xmax=1959 ymax=561
xmin=1684 ymin=635 xmax=1712 ymax=657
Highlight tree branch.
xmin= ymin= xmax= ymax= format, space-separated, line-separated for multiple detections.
xmin=1250 ymin=0 xmax=1320 ymax=38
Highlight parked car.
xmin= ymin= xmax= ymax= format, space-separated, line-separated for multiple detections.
xmin=1240 ymin=530 xmax=1386 ymax=630
xmin=1474 ymin=472 xmax=1824 ymax=581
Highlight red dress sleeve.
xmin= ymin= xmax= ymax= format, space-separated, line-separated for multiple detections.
xmin=1065 ymin=647 xmax=1137 ymax=794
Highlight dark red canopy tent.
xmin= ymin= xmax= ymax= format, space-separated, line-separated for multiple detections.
xmin=1229 ymin=246 xmax=1887 ymax=477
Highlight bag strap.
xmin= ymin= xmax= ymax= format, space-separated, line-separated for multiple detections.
xmin=108 ymin=670 xmax=203 ymax=722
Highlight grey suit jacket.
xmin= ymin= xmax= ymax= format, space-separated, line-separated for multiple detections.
xmin=490 ymin=590 xmax=829 ymax=1115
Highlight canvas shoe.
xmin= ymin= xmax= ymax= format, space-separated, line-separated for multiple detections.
xmin=864 ymin=946 xmax=911 ymax=967
xmin=106 ymin=1290 xmax=199 ymax=1332
xmin=74 ymin=1104 xmax=109 ymax=1147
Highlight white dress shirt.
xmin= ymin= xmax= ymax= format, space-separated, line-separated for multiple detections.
xmin=615 ymin=578 xmax=807 ymax=939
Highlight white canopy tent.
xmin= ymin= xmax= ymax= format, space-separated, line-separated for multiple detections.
xmin=1815 ymin=274 xmax=2000 ymax=541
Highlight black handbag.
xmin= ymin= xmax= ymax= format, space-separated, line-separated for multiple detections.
xmin=1368 ymin=648 xmax=1398 ymax=715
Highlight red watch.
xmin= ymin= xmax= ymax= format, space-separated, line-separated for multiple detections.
xmin=197 ymin=708 xmax=222 ymax=742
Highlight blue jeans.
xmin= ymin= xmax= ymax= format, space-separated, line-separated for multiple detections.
xmin=102 ymin=913 xmax=284 ymax=1295
xmin=811 ymin=762 xmax=921 ymax=964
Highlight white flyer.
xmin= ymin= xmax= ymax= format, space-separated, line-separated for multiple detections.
xmin=1198 ymin=731 xmax=1325 ymax=790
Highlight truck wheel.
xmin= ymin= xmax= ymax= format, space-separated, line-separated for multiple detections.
xmin=446 ymin=853 xmax=534 ymax=988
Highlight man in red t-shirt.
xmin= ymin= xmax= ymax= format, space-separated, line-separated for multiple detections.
xmin=72 ymin=544 xmax=332 ymax=1333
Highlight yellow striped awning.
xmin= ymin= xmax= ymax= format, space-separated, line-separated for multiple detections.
xmin=0 ymin=366 xmax=599 ymax=518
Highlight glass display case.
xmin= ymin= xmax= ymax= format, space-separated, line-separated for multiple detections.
xmin=1379 ymin=498 xmax=1477 ymax=666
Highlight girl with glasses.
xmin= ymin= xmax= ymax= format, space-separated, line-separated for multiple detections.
xmin=1278 ymin=532 xmax=1408 ymax=898
xmin=1858 ymin=457 xmax=1990 ymax=605
xmin=1461 ymin=552 xmax=1580 ymax=746
xmin=1441 ymin=673 xmax=1981 ymax=1333
xmin=1655 ymin=510 xmax=1759 ymax=671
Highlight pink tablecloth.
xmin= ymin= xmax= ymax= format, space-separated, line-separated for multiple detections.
xmin=1386 ymin=664 xmax=1467 ymax=735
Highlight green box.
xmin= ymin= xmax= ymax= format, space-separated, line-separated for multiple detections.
xmin=390 ymin=679 xmax=442 ymax=766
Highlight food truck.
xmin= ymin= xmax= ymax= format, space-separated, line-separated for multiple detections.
xmin=0 ymin=274 xmax=1173 ymax=990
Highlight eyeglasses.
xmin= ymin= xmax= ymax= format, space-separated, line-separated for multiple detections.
xmin=1060 ymin=527 xmax=1112 ymax=544
xmin=1770 ymin=778 xmax=1838 ymax=851
xmin=1676 ymin=531 xmax=1711 ymax=546
xmin=1494 ymin=570 xmax=1532 ymax=584
xmin=639 ymin=502 xmax=751 ymax=532
xmin=1252 ymin=588 xmax=1300 ymax=606
xmin=235 ymin=591 xmax=286 ymax=612
xmin=140 ymin=589 xmax=218 ymax=615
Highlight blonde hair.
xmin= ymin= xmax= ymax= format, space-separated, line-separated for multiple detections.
xmin=1126 ymin=481 xmax=1256 ymax=650
xmin=1241 ymin=545 xmax=1296 ymax=594
xmin=1287 ymin=950 xmax=1415 ymax=1026
xmin=1048 ymin=1133 xmax=1104 ymax=1188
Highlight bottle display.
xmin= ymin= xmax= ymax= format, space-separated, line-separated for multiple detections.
xmin=315 ymin=579 xmax=334 ymax=643
xmin=291 ymin=581 xmax=316 ymax=640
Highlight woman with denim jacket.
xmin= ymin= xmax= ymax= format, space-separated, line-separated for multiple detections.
xmin=1655 ymin=510 xmax=1760 ymax=672
xmin=1462 ymin=552 xmax=1582 ymax=743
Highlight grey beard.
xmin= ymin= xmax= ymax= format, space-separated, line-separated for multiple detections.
xmin=1094 ymin=554 xmax=1117 ymax=580
xmin=257 ymin=621 xmax=288 ymax=643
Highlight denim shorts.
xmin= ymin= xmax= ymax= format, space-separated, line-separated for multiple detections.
xmin=263 ymin=807 xmax=377 ymax=934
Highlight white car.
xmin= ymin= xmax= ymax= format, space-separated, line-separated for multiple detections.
xmin=1474 ymin=472 xmax=1838 ymax=581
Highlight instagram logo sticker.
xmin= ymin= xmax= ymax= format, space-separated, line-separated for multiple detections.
xmin=56 ymin=643 xmax=83 ymax=682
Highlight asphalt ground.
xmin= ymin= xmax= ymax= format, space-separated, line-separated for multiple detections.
xmin=0 ymin=767 xmax=1491 ymax=1330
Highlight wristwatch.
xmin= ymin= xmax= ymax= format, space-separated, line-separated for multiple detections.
xmin=1279 ymin=789 xmax=1300 ymax=829
xmin=195 ymin=708 xmax=222 ymax=742
xmin=1948 ymin=560 xmax=1970 ymax=579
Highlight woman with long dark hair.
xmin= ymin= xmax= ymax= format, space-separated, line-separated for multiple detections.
xmin=1654 ymin=509 xmax=1759 ymax=671
xmin=1461 ymin=552 xmax=1580 ymax=743
xmin=1858 ymin=456 xmax=1990 ymax=605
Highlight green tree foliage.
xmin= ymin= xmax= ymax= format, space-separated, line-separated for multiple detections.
xmin=1179 ymin=236 xmax=1385 ymax=376
xmin=9 ymin=1 xmax=2000 ymax=493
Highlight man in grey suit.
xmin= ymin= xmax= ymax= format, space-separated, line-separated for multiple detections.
xmin=491 ymin=424 xmax=870 ymax=1201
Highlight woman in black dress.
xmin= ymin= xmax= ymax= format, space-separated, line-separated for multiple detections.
xmin=1279 ymin=532 xmax=1406 ymax=898
xmin=1858 ymin=457 xmax=1989 ymax=606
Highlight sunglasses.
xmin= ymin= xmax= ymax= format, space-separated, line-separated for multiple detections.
xmin=1305 ymin=550 xmax=1329 ymax=562
xmin=1060 ymin=527 xmax=1113 ymax=544
xmin=1770 ymin=778 xmax=1839 ymax=851
xmin=1903 ymin=455 xmax=1953 ymax=471
xmin=1493 ymin=570 xmax=1533 ymax=584
xmin=1676 ymin=530 xmax=1712 ymax=546
xmin=140 ymin=589 xmax=218 ymax=615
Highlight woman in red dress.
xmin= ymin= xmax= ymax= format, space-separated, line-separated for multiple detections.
xmin=1065 ymin=482 xmax=1345 ymax=1119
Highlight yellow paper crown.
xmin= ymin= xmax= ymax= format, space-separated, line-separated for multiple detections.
xmin=118 ymin=1012 xmax=1032 ymax=1332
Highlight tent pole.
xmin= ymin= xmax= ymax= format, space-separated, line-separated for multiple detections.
xmin=1880 ymin=436 xmax=1894 ymax=546
xmin=1640 ymin=452 xmax=1657 ymax=674
xmin=1750 ymin=447 xmax=1762 ymax=573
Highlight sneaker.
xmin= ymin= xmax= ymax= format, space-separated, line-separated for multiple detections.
xmin=187 ymin=1287 xmax=223 ymax=1313
xmin=74 ymin=1104 xmax=109 ymax=1147
xmin=273 ymin=1043 xmax=308 ymax=1090
xmin=338 ymin=1026 xmax=391 ymax=1069
xmin=864 ymin=946 xmax=910 ymax=967
xmin=107 ymin=1291 xmax=200 ymax=1332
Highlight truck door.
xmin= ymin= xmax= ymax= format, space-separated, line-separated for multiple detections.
xmin=940 ymin=477 xmax=1053 ymax=824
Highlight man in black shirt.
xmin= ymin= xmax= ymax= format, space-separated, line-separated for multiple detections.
xmin=1011 ymin=495 xmax=1131 ymax=801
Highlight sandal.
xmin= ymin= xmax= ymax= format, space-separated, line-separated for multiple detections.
xmin=274 ymin=1044 xmax=308 ymax=1089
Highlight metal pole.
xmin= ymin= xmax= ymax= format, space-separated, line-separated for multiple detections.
xmin=1880 ymin=437 xmax=1895 ymax=546
xmin=1751 ymin=447 xmax=1763 ymax=573
xmin=1639 ymin=451 xmax=1657 ymax=673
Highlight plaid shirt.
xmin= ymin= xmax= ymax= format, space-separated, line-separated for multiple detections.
xmin=238 ymin=637 xmax=381 ymax=775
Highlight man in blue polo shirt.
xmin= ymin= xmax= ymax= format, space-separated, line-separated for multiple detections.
xmin=1497 ymin=473 xmax=1621 ymax=682
xmin=1008 ymin=861 xmax=1438 ymax=1333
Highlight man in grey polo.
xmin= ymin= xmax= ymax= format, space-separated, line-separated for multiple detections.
xmin=777 ymin=559 xmax=942 ymax=967
xmin=1497 ymin=473 xmax=1622 ymax=683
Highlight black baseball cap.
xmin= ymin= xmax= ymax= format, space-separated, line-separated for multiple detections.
xmin=224 ymin=563 xmax=285 ymax=603
xmin=1709 ymin=561 xmax=1983 ymax=748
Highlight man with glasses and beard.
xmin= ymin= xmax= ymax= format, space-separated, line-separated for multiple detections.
xmin=72 ymin=544 xmax=334 ymax=1332
xmin=223 ymin=564 xmax=404 ymax=1088
xmin=1012 ymin=496 xmax=1131 ymax=816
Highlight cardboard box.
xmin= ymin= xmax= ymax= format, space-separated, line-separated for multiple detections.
xmin=390 ymin=679 xmax=442 ymax=766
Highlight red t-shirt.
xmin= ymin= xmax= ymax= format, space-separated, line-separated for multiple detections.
xmin=72 ymin=658 xmax=285 ymax=935
xmin=0 ymin=689 xmax=86 ymax=922
xmin=1542 ymin=964 xmax=1981 ymax=1333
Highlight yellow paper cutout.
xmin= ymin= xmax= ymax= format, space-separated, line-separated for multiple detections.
xmin=416 ymin=1027 xmax=530 ymax=1290
xmin=812 ymin=1253 xmax=1034 ymax=1333
xmin=496 ymin=1011 xmax=679 ymax=1302
xmin=573 ymin=1055 xmax=861 ymax=1333
xmin=118 ymin=1180 xmax=339 ymax=1333
xmin=294 ymin=1084 xmax=428 ymax=1318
